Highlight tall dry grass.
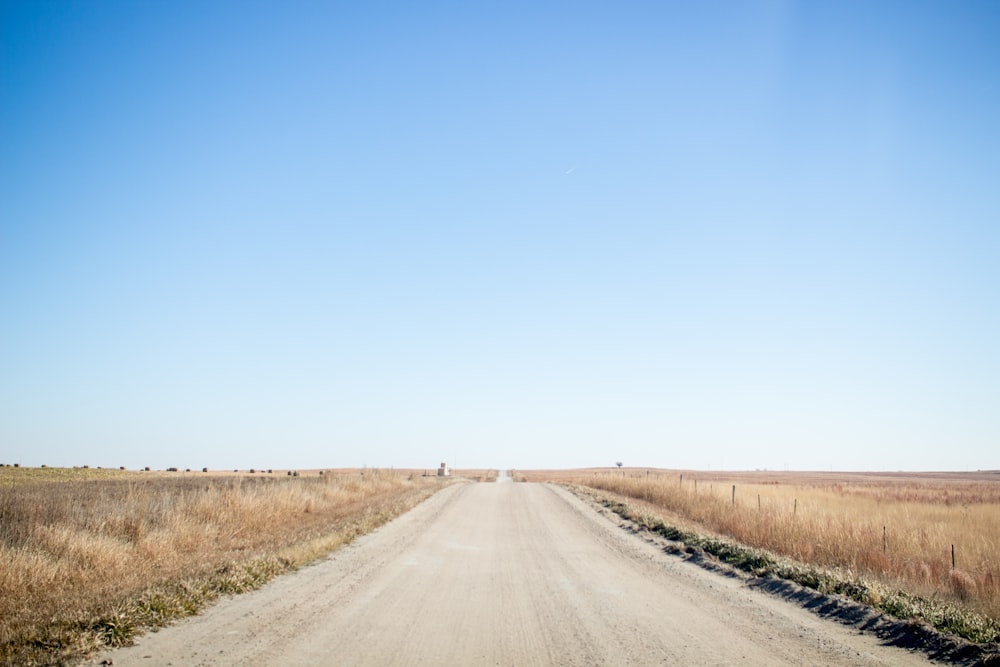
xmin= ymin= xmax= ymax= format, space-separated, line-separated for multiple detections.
xmin=542 ymin=469 xmax=1000 ymax=623
xmin=0 ymin=467 xmax=447 ymax=666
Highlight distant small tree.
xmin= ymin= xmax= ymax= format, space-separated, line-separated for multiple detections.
xmin=616 ymin=462 xmax=623 ymax=469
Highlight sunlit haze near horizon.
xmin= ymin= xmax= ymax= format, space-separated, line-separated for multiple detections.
xmin=2 ymin=2 xmax=998 ymax=472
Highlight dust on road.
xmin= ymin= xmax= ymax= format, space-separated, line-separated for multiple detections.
xmin=95 ymin=482 xmax=934 ymax=666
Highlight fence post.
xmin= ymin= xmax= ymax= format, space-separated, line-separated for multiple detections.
xmin=883 ymin=526 xmax=887 ymax=553
xmin=793 ymin=498 xmax=797 ymax=515
xmin=952 ymin=544 xmax=956 ymax=570
xmin=732 ymin=485 xmax=736 ymax=506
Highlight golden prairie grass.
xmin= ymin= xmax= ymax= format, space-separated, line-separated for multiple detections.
xmin=524 ymin=469 xmax=1000 ymax=634
xmin=0 ymin=466 xmax=450 ymax=666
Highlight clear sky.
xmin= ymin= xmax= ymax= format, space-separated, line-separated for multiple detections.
xmin=2 ymin=1 xmax=998 ymax=472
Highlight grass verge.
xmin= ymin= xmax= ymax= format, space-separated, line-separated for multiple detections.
xmin=0 ymin=468 xmax=452 ymax=666
xmin=574 ymin=485 xmax=1000 ymax=647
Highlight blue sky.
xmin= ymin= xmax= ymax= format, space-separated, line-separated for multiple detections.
xmin=2 ymin=1 xmax=998 ymax=471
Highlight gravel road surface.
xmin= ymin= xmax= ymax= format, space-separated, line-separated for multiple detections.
xmin=95 ymin=481 xmax=936 ymax=666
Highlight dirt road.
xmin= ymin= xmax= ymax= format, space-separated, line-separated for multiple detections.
xmin=96 ymin=482 xmax=935 ymax=666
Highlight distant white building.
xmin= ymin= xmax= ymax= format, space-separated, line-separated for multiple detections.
xmin=437 ymin=462 xmax=450 ymax=476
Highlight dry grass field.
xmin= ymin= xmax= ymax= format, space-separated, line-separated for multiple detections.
xmin=0 ymin=466 xmax=453 ymax=666
xmin=521 ymin=468 xmax=1000 ymax=642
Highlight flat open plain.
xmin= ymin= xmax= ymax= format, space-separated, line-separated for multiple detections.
xmin=95 ymin=480 xmax=937 ymax=666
